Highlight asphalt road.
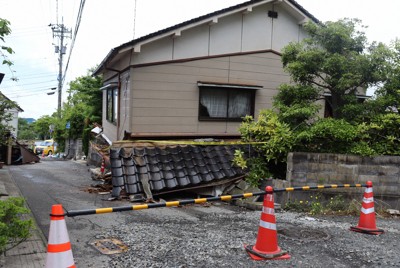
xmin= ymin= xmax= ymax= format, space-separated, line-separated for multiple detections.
xmin=8 ymin=159 xmax=400 ymax=267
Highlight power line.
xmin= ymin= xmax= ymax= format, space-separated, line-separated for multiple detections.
xmin=62 ymin=0 xmax=86 ymax=90
xmin=133 ymin=0 xmax=137 ymax=39
xmin=3 ymin=86 xmax=57 ymax=98
xmin=0 ymin=79 xmax=57 ymax=89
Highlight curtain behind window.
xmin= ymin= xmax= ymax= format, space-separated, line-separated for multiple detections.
xmin=200 ymin=88 xmax=227 ymax=117
xmin=228 ymin=91 xmax=251 ymax=118
xmin=106 ymin=89 xmax=113 ymax=121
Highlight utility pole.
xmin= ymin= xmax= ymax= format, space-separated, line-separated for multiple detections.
xmin=49 ymin=20 xmax=71 ymax=117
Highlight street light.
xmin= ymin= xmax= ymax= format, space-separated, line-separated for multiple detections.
xmin=46 ymin=87 xmax=57 ymax=95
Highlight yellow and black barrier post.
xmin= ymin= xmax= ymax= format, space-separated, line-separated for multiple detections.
xmin=66 ymin=183 xmax=366 ymax=217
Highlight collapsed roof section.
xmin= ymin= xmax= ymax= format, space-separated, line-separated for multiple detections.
xmin=110 ymin=143 xmax=252 ymax=199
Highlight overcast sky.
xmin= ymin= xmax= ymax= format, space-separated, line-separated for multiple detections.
xmin=1 ymin=0 xmax=400 ymax=120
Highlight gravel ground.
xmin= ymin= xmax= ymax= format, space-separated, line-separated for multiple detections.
xmin=92 ymin=201 xmax=400 ymax=268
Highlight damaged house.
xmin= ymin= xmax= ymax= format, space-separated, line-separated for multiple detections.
xmin=93 ymin=0 xmax=319 ymax=199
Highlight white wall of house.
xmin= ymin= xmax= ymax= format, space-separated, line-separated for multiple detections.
xmin=1 ymin=108 xmax=20 ymax=137
xmin=129 ymin=2 xmax=306 ymax=66
xmin=8 ymin=108 xmax=19 ymax=136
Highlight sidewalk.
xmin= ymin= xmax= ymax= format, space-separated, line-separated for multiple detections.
xmin=0 ymin=166 xmax=47 ymax=268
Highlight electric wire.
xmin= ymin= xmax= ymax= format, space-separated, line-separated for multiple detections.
xmin=133 ymin=0 xmax=137 ymax=39
xmin=61 ymin=0 xmax=86 ymax=88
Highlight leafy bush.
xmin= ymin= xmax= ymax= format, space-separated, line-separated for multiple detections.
xmin=296 ymin=118 xmax=358 ymax=153
xmin=234 ymin=110 xmax=295 ymax=185
xmin=0 ymin=197 xmax=33 ymax=254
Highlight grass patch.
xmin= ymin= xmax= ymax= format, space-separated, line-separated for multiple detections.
xmin=284 ymin=193 xmax=391 ymax=217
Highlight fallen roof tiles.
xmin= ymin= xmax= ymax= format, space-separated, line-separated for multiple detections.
xmin=110 ymin=145 xmax=248 ymax=197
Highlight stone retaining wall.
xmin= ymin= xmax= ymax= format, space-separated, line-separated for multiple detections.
xmin=286 ymin=152 xmax=400 ymax=200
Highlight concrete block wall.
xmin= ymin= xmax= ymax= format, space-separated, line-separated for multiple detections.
xmin=287 ymin=152 xmax=400 ymax=199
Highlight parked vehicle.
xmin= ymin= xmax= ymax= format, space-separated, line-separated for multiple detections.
xmin=33 ymin=140 xmax=43 ymax=151
xmin=34 ymin=139 xmax=57 ymax=156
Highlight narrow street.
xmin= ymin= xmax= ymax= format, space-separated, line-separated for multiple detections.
xmin=8 ymin=159 xmax=400 ymax=267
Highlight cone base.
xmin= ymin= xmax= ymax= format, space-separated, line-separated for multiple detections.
xmin=244 ymin=244 xmax=291 ymax=261
xmin=350 ymin=226 xmax=384 ymax=235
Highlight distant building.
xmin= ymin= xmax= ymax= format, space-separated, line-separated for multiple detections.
xmin=0 ymin=91 xmax=24 ymax=137
xmin=23 ymin=118 xmax=36 ymax=124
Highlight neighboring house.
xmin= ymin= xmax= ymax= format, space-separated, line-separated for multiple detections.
xmin=0 ymin=91 xmax=23 ymax=137
xmin=94 ymin=0 xmax=319 ymax=142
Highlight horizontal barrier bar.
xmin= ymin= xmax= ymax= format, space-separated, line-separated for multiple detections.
xmin=66 ymin=183 xmax=367 ymax=217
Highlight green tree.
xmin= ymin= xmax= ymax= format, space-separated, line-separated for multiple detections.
xmin=52 ymin=71 xmax=102 ymax=156
xmin=66 ymin=71 xmax=102 ymax=123
xmin=280 ymin=18 xmax=390 ymax=120
xmin=371 ymin=40 xmax=400 ymax=115
xmin=0 ymin=18 xmax=16 ymax=80
xmin=34 ymin=115 xmax=55 ymax=140
xmin=234 ymin=19 xmax=398 ymax=186
xmin=1 ymin=18 xmax=18 ymax=145
xmin=17 ymin=118 xmax=37 ymax=140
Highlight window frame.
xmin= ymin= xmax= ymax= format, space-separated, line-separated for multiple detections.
xmin=106 ymin=87 xmax=118 ymax=124
xmin=198 ymin=82 xmax=258 ymax=122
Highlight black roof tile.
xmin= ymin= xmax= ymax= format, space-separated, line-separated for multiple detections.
xmin=110 ymin=144 xmax=250 ymax=197
xmin=189 ymin=174 xmax=202 ymax=185
xmin=123 ymin=158 xmax=135 ymax=166
xmin=111 ymin=159 xmax=122 ymax=168
xmin=177 ymin=176 xmax=191 ymax=187
xmin=201 ymin=173 xmax=214 ymax=182
xmin=151 ymin=179 xmax=166 ymax=191
xmin=164 ymin=178 xmax=178 ymax=189
xmin=163 ymin=170 xmax=175 ymax=180
xmin=148 ymin=164 xmax=160 ymax=173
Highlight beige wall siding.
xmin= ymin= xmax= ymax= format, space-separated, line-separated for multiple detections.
xmin=125 ymin=51 xmax=290 ymax=135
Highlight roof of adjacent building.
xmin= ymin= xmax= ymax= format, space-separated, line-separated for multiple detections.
xmin=0 ymin=91 xmax=23 ymax=112
xmin=110 ymin=144 xmax=251 ymax=198
xmin=94 ymin=0 xmax=319 ymax=75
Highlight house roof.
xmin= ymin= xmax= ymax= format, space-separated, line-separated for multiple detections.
xmin=94 ymin=0 xmax=319 ymax=75
xmin=110 ymin=144 xmax=251 ymax=198
xmin=0 ymin=91 xmax=23 ymax=112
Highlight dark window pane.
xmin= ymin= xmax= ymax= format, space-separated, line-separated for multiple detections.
xmin=107 ymin=89 xmax=113 ymax=121
xmin=198 ymin=86 xmax=255 ymax=121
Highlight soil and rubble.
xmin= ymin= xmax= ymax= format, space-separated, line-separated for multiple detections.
xmin=84 ymin=156 xmax=400 ymax=267
xmin=9 ymin=157 xmax=400 ymax=267
xmin=89 ymin=200 xmax=399 ymax=268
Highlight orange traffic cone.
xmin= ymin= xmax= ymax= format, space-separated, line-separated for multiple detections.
xmin=244 ymin=186 xmax=290 ymax=261
xmin=100 ymin=158 xmax=105 ymax=174
xmin=46 ymin=204 xmax=76 ymax=268
xmin=350 ymin=181 xmax=384 ymax=235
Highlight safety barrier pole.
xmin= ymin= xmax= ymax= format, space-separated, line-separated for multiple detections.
xmin=66 ymin=183 xmax=366 ymax=217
